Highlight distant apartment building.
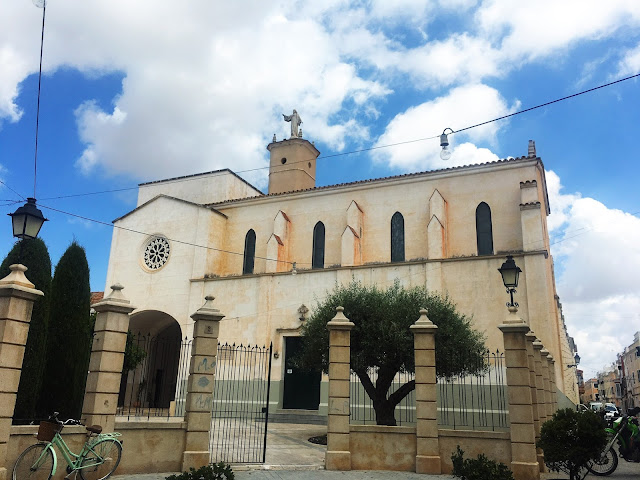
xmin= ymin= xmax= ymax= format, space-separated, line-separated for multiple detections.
xmin=598 ymin=367 xmax=622 ymax=408
xmin=620 ymin=331 xmax=640 ymax=411
xmin=582 ymin=377 xmax=598 ymax=404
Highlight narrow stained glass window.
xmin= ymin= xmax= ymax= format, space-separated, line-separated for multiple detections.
xmin=391 ymin=212 xmax=405 ymax=263
xmin=476 ymin=202 xmax=494 ymax=256
xmin=312 ymin=222 xmax=325 ymax=269
xmin=243 ymin=229 xmax=256 ymax=274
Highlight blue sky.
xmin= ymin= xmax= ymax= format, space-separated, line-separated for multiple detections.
xmin=1 ymin=1 xmax=639 ymax=379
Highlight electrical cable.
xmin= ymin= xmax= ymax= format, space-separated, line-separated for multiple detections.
xmin=38 ymin=203 xmax=305 ymax=266
xmin=35 ymin=72 xmax=640 ymax=202
xmin=33 ymin=2 xmax=46 ymax=199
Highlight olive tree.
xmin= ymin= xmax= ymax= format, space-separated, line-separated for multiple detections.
xmin=297 ymin=281 xmax=486 ymax=425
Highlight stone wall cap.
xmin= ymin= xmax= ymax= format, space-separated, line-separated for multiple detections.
xmin=500 ymin=305 xmax=528 ymax=328
xmin=0 ymin=264 xmax=35 ymax=289
xmin=191 ymin=295 xmax=225 ymax=321
xmin=540 ymin=348 xmax=550 ymax=357
xmin=532 ymin=340 xmax=543 ymax=350
xmin=0 ymin=265 xmax=44 ymax=298
xmin=93 ymin=283 xmax=135 ymax=312
xmin=498 ymin=323 xmax=530 ymax=334
xmin=327 ymin=306 xmax=355 ymax=330
xmin=410 ymin=308 xmax=437 ymax=332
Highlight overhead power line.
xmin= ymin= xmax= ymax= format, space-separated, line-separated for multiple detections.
xmin=35 ymin=71 xmax=640 ymax=202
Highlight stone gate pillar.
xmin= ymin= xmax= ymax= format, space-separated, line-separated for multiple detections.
xmin=525 ymin=333 xmax=543 ymax=473
xmin=0 ymin=265 xmax=43 ymax=480
xmin=540 ymin=349 xmax=553 ymax=419
xmin=547 ymin=355 xmax=557 ymax=412
xmin=182 ymin=296 xmax=223 ymax=471
xmin=82 ymin=284 xmax=135 ymax=433
xmin=411 ymin=308 xmax=440 ymax=474
xmin=325 ymin=306 xmax=354 ymax=471
xmin=532 ymin=340 xmax=547 ymax=428
xmin=498 ymin=306 xmax=539 ymax=480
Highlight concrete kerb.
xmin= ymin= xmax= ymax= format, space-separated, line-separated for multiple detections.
xmin=113 ymin=471 xmax=456 ymax=480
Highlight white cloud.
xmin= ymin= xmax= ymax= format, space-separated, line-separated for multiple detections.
xmin=477 ymin=0 xmax=640 ymax=64
xmin=547 ymin=170 xmax=640 ymax=378
xmin=2 ymin=1 xmax=640 ymax=180
xmin=372 ymin=83 xmax=516 ymax=170
xmin=615 ymin=42 xmax=640 ymax=77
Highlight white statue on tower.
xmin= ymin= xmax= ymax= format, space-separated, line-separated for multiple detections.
xmin=283 ymin=109 xmax=302 ymax=138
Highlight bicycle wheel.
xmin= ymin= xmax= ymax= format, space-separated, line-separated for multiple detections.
xmin=587 ymin=447 xmax=618 ymax=476
xmin=79 ymin=438 xmax=122 ymax=480
xmin=12 ymin=443 xmax=54 ymax=480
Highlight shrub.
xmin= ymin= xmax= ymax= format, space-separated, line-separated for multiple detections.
xmin=537 ymin=408 xmax=607 ymax=480
xmin=166 ymin=463 xmax=234 ymax=480
xmin=451 ymin=446 xmax=514 ymax=480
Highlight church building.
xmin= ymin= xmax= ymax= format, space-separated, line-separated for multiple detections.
xmin=104 ymin=117 xmax=578 ymax=415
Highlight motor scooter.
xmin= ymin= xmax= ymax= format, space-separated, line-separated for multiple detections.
xmin=588 ymin=406 xmax=640 ymax=476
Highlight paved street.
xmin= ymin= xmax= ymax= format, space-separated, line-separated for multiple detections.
xmin=541 ymin=458 xmax=640 ymax=480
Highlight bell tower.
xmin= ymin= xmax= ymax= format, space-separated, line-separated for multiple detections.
xmin=267 ymin=111 xmax=320 ymax=194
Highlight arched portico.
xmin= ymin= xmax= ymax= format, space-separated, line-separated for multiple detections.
xmin=118 ymin=310 xmax=187 ymax=414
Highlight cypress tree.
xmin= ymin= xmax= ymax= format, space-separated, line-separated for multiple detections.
xmin=0 ymin=238 xmax=52 ymax=423
xmin=40 ymin=241 xmax=92 ymax=419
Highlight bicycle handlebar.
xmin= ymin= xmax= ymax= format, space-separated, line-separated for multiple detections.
xmin=48 ymin=412 xmax=83 ymax=426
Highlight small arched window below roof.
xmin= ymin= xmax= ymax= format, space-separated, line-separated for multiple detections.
xmin=243 ymin=229 xmax=256 ymax=274
xmin=391 ymin=212 xmax=405 ymax=263
xmin=312 ymin=222 xmax=325 ymax=269
xmin=476 ymin=202 xmax=494 ymax=256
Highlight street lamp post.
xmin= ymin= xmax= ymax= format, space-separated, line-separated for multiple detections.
xmin=498 ymin=255 xmax=522 ymax=308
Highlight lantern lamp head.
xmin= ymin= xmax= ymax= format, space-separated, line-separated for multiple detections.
xmin=9 ymin=198 xmax=47 ymax=240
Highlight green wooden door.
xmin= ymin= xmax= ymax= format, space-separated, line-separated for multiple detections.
xmin=282 ymin=337 xmax=321 ymax=410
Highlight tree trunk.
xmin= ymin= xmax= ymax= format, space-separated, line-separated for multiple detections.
xmin=373 ymin=397 xmax=398 ymax=426
xmin=354 ymin=367 xmax=416 ymax=426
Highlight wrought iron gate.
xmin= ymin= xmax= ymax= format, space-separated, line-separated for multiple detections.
xmin=209 ymin=342 xmax=272 ymax=464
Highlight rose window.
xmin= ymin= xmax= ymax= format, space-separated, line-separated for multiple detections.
xmin=143 ymin=237 xmax=170 ymax=270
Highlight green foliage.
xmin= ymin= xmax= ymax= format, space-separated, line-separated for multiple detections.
xmin=451 ymin=446 xmax=514 ymax=480
xmin=537 ymin=408 xmax=607 ymax=480
xmin=0 ymin=239 xmax=52 ymax=422
xmin=39 ymin=241 xmax=92 ymax=419
xmin=298 ymin=280 xmax=486 ymax=425
xmin=123 ymin=331 xmax=147 ymax=372
xmin=165 ymin=463 xmax=234 ymax=480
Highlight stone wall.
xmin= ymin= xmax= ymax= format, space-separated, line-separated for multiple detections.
xmin=6 ymin=420 xmax=186 ymax=479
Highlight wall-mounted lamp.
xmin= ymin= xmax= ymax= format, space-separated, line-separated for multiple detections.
xmin=567 ymin=353 xmax=581 ymax=368
xmin=440 ymin=128 xmax=454 ymax=161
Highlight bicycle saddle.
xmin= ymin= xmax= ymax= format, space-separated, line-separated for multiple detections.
xmin=85 ymin=425 xmax=102 ymax=434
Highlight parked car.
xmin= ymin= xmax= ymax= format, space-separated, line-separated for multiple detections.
xmin=604 ymin=403 xmax=619 ymax=420
xmin=589 ymin=401 xmax=603 ymax=412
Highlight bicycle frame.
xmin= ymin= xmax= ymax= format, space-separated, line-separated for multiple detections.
xmin=37 ymin=430 xmax=122 ymax=475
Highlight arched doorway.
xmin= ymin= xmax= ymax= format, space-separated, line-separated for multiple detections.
xmin=118 ymin=310 xmax=187 ymax=416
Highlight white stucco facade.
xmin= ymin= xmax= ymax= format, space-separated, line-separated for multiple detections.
xmin=105 ymin=140 xmax=579 ymax=410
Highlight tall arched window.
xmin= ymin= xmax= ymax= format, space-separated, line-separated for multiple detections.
xmin=476 ymin=202 xmax=494 ymax=256
xmin=391 ymin=212 xmax=405 ymax=263
xmin=312 ymin=222 xmax=325 ymax=269
xmin=243 ymin=229 xmax=256 ymax=274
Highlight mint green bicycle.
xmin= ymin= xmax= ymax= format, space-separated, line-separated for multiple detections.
xmin=12 ymin=412 xmax=122 ymax=480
